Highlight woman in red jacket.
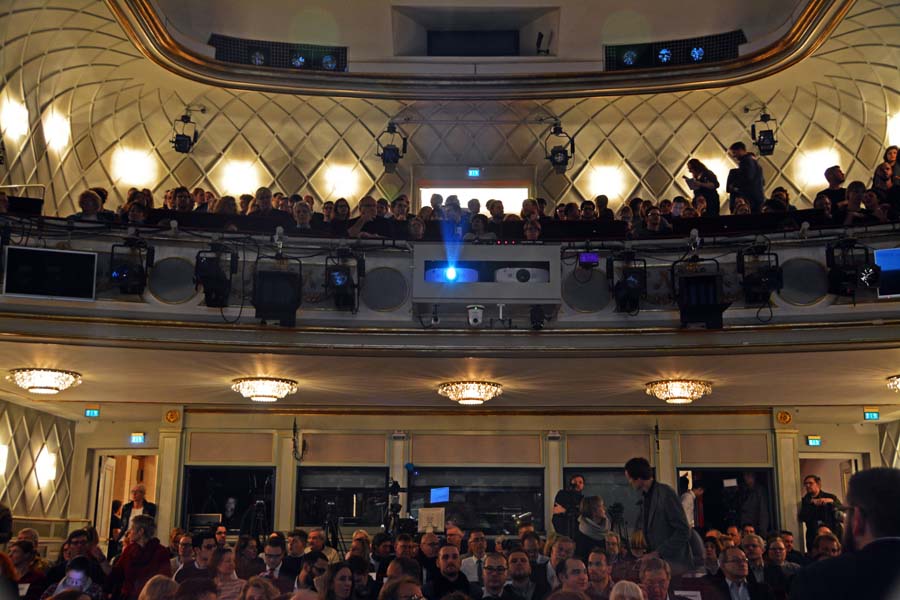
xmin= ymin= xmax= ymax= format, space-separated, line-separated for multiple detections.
xmin=108 ymin=515 xmax=171 ymax=600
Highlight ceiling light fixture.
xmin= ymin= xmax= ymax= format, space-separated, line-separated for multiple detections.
xmin=231 ymin=377 xmax=298 ymax=403
xmin=645 ymin=379 xmax=712 ymax=404
xmin=6 ymin=369 xmax=82 ymax=394
xmin=886 ymin=375 xmax=900 ymax=393
xmin=437 ymin=380 xmax=503 ymax=405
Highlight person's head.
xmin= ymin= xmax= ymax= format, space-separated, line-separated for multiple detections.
xmin=609 ymin=580 xmax=644 ymax=600
xmin=138 ymin=574 xmax=178 ymax=600
xmin=78 ymin=190 xmax=102 ymax=216
xmin=488 ymin=199 xmax=504 ymax=218
xmin=604 ymin=532 xmax=620 ymax=557
xmin=322 ymin=200 xmax=335 ymax=218
xmin=520 ymin=531 xmax=542 ymax=562
xmin=557 ymin=558 xmax=589 ymax=593
xmin=173 ymin=187 xmax=193 ymax=212
xmin=740 ymin=534 xmax=764 ymax=563
xmin=419 ymin=532 xmax=440 ymax=558
xmin=741 ymin=523 xmax=755 ymax=536
xmin=192 ymin=528 xmax=218 ymax=566
xmin=778 ymin=530 xmax=795 ymax=553
xmin=334 ymin=198 xmax=351 ymax=220
xmin=8 ymin=540 xmax=35 ymax=569
xmin=812 ymin=533 xmax=841 ymax=559
xmin=175 ymin=578 xmax=218 ymax=600
xmin=824 ymin=165 xmax=846 ymax=186
xmin=66 ymin=529 xmax=90 ymax=558
xmin=586 ymin=550 xmax=609 ymax=586
xmin=64 ymin=556 xmax=92 ymax=586
xmin=639 ymin=557 xmax=671 ymax=600
xmin=579 ymin=496 xmax=605 ymax=521
xmin=803 ymin=474 xmax=822 ymax=495
xmin=467 ymin=198 xmax=481 ymax=215
xmin=391 ymin=197 xmax=409 ymax=220
xmin=16 ymin=528 xmax=39 ymax=547
xmin=358 ymin=196 xmax=377 ymax=220
xmin=681 ymin=206 xmax=698 ymax=218
xmin=645 ymin=207 xmax=662 ymax=229
xmin=372 ymin=532 xmax=393 ymax=558
xmin=718 ymin=547 xmax=749 ymax=582
xmin=130 ymin=515 xmax=156 ymax=545
xmin=686 ymin=158 xmax=706 ymax=177
xmin=466 ymin=530 xmax=487 ymax=557
xmin=729 ymin=141 xmax=748 ymax=159
xmin=254 ymin=187 xmax=273 ymax=211
xmin=385 ymin=557 xmax=421 ymax=583
xmin=766 ymin=537 xmax=787 ymax=565
xmin=437 ymin=545 xmax=460 ymax=578
xmin=550 ymin=536 xmax=575 ymax=566
xmin=429 ymin=194 xmax=443 ymax=209
xmin=263 ymin=537 xmax=286 ymax=570
xmin=507 ymin=549 xmax=531 ymax=581
xmin=564 ymin=202 xmax=581 ymax=221
xmin=524 ymin=219 xmax=542 ymax=241
xmin=293 ymin=201 xmax=312 ymax=225
xmin=237 ymin=535 xmax=260 ymax=561
xmin=394 ymin=534 xmax=416 ymax=559
xmin=482 ymin=553 xmax=508 ymax=593
xmin=214 ymin=524 xmax=228 ymax=547
xmin=628 ymin=530 xmax=647 ymax=558
xmin=377 ymin=575 xmax=422 ymax=600
xmin=704 ymin=536 xmax=722 ymax=560
xmin=726 ymin=526 xmax=741 ymax=545
xmin=300 ymin=550 xmax=329 ymax=586
xmin=242 ymin=576 xmax=280 ymax=600
xmin=308 ymin=528 xmax=327 ymax=552
xmin=374 ymin=198 xmax=389 ymax=217
xmin=624 ymin=457 xmax=653 ymax=489
xmin=322 ymin=562 xmax=354 ymax=600
xmin=843 ymin=468 xmax=900 ymax=552
xmin=209 ymin=546 xmax=234 ymax=578
xmin=346 ymin=555 xmax=373 ymax=596
xmin=580 ymin=200 xmax=596 ymax=220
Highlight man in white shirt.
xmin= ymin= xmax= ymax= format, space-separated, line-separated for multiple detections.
xmin=306 ymin=528 xmax=340 ymax=563
xmin=680 ymin=484 xmax=704 ymax=529
xmin=460 ymin=530 xmax=488 ymax=588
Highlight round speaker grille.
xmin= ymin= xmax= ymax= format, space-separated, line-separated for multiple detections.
xmin=148 ymin=257 xmax=198 ymax=304
xmin=361 ymin=267 xmax=408 ymax=311
xmin=778 ymin=258 xmax=829 ymax=306
xmin=562 ymin=268 xmax=610 ymax=313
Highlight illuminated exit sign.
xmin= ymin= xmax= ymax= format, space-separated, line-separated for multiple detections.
xmin=864 ymin=406 xmax=880 ymax=421
xmin=806 ymin=435 xmax=822 ymax=447
xmin=467 ymin=167 xmax=481 ymax=178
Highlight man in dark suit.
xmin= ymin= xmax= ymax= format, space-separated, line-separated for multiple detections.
xmin=624 ymin=457 xmax=692 ymax=571
xmin=791 ymin=467 xmax=900 ymax=600
xmin=703 ymin=547 xmax=775 ymax=600
xmin=119 ymin=483 xmax=157 ymax=540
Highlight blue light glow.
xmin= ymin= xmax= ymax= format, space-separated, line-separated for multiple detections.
xmin=691 ymin=47 xmax=705 ymax=61
xmin=445 ymin=267 xmax=457 ymax=281
xmin=467 ymin=168 xmax=481 ymax=177
xmin=806 ymin=436 xmax=822 ymax=447
xmin=622 ymin=50 xmax=638 ymax=66
xmin=84 ymin=408 xmax=100 ymax=418
xmin=130 ymin=432 xmax=146 ymax=444
xmin=658 ymin=48 xmax=672 ymax=63
xmin=864 ymin=410 xmax=880 ymax=421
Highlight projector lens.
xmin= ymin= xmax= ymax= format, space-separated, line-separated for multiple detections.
xmin=445 ymin=267 xmax=457 ymax=281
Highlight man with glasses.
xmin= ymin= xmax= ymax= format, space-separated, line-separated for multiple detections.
xmin=174 ymin=528 xmax=217 ymax=583
xmin=798 ymin=474 xmax=841 ymax=552
xmin=417 ymin=532 xmax=441 ymax=583
xmin=45 ymin=529 xmax=109 ymax=585
xmin=171 ymin=533 xmax=195 ymax=573
xmin=707 ymin=547 xmax=774 ymax=600
xmin=120 ymin=484 xmax=157 ymax=542
xmin=480 ymin=553 xmax=509 ymax=600
xmin=791 ymin=467 xmax=900 ymax=600
xmin=258 ymin=537 xmax=295 ymax=593
xmin=558 ymin=558 xmax=589 ymax=594
xmin=461 ymin=531 xmax=488 ymax=589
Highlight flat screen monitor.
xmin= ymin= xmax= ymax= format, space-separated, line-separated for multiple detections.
xmin=875 ymin=248 xmax=900 ymax=298
xmin=3 ymin=246 xmax=97 ymax=300
xmin=430 ymin=486 xmax=450 ymax=504
xmin=187 ymin=513 xmax=222 ymax=530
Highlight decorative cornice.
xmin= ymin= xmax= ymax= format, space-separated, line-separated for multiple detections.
xmin=105 ymin=0 xmax=854 ymax=100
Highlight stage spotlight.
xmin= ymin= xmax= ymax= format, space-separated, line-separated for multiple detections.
xmin=253 ymin=256 xmax=302 ymax=327
xmin=376 ymin=122 xmax=408 ymax=174
xmin=326 ymin=265 xmax=355 ymax=311
xmin=110 ymin=239 xmax=155 ymax=295
xmin=672 ymin=256 xmax=730 ymax=329
xmin=195 ymin=244 xmax=238 ymax=308
xmin=744 ymin=104 xmax=778 ymax=156
xmin=737 ymin=244 xmax=783 ymax=306
xmin=544 ymin=122 xmax=575 ymax=174
xmin=827 ymin=239 xmax=881 ymax=301
xmin=606 ymin=251 xmax=647 ymax=315
xmin=171 ymin=105 xmax=206 ymax=154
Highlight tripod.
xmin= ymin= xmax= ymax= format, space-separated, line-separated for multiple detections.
xmin=324 ymin=502 xmax=346 ymax=555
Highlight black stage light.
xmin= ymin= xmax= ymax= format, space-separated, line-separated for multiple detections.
xmin=325 ymin=264 xmax=355 ymax=311
xmin=607 ymin=252 xmax=647 ymax=315
xmin=376 ymin=122 xmax=408 ymax=174
xmin=253 ymin=256 xmax=302 ymax=327
xmin=110 ymin=239 xmax=154 ymax=295
xmin=826 ymin=239 xmax=880 ymax=301
xmin=171 ymin=106 xmax=205 ymax=154
xmin=544 ymin=122 xmax=575 ymax=175
xmin=672 ymin=256 xmax=731 ymax=329
xmin=737 ymin=244 xmax=783 ymax=306
xmin=195 ymin=245 xmax=238 ymax=308
xmin=745 ymin=104 xmax=778 ymax=156
xmin=529 ymin=305 xmax=546 ymax=331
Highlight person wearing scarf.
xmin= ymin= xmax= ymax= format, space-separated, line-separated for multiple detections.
xmin=575 ymin=496 xmax=611 ymax=560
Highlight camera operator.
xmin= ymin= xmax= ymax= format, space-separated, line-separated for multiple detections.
xmin=552 ymin=475 xmax=585 ymax=537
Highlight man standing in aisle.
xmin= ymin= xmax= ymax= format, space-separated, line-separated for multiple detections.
xmin=797 ymin=474 xmax=841 ymax=551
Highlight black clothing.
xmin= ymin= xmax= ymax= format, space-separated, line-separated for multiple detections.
xmin=739 ymin=485 xmax=770 ymax=536
xmin=417 ymin=555 xmax=440 ymax=584
xmin=551 ymin=488 xmax=583 ymax=537
xmin=730 ymin=155 xmax=765 ymax=213
xmin=347 ymin=215 xmax=394 ymax=238
xmin=785 ymin=549 xmax=806 ymax=566
xmin=798 ymin=491 xmax=840 ymax=550
xmin=817 ymin=187 xmax=846 ymax=208
xmin=0 ymin=501 xmax=11 ymax=544
xmin=45 ymin=557 xmax=107 ymax=586
xmin=173 ymin=561 xmax=211 ymax=584
xmin=694 ymin=169 xmax=721 ymax=216
xmin=790 ymin=538 xmax=900 ymax=600
xmin=703 ymin=573 xmax=776 ymax=600
xmin=281 ymin=555 xmax=303 ymax=579
xmin=119 ymin=501 xmax=158 ymax=538
xmin=423 ymin=571 xmax=480 ymax=600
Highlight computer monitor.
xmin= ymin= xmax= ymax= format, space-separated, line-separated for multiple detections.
xmin=875 ymin=248 xmax=900 ymax=298
xmin=430 ymin=486 xmax=450 ymax=504
xmin=187 ymin=513 xmax=222 ymax=530
xmin=3 ymin=246 xmax=97 ymax=300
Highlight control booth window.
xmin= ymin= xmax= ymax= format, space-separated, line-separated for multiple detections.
xmin=677 ymin=468 xmax=777 ymax=534
xmin=563 ymin=468 xmax=637 ymax=544
xmin=408 ymin=467 xmax=544 ymax=534
xmin=296 ymin=467 xmax=389 ymax=528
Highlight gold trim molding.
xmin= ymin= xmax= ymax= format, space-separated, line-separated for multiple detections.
xmin=105 ymin=0 xmax=854 ymax=100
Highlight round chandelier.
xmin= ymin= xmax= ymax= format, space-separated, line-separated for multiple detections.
xmin=645 ymin=379 xmax=712 ymax=404
xmin=231 ymin=377 xmax=298 ymax=403
xmin=886 ymin=375 xmax=900 ymax=393
xmin=437 ymin=380 xmax=503 ymax=405
xmin=6 ymin=369 xmax=83 ymax=395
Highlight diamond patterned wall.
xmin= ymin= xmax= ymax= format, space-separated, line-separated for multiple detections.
xmin=0 ymin=399 xmax=75 ymax=518
xmin=0 ymin=1 xmax=897 ymax=214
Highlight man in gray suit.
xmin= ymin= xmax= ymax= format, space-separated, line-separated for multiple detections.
xmin=624 ymin=457 xmax=692 ymax=572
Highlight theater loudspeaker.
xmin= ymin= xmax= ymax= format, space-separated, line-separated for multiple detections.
xmin=562 ymin=267 xmax=610 ymax=313
xmin=777 ymin=258 xmax=829 ymax=306
xmin=361 ymin=267 xmax=408 ymax=311
xmin=148 ymin=257 xmax=199 ymax=304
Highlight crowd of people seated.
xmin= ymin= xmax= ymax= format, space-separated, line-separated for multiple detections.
xmin=6 ymin=144 xmax=896 ymax=243
xmin=2 ymin=463 xmax=899 ymax=600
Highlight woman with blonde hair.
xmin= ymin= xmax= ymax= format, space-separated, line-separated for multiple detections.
xmin=137 ymin=574 xmax=177 ymax=600
xmin=239 ymin=576 xmax=280 ymax=600
xmin=574 ymin=496 xmax=609 ymax=558
xmin=609 ymin=580 xmax=645 ymax=600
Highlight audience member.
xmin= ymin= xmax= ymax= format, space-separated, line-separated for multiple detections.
xmin=557 ymin=558 xmax=589 ymax=594
xmin=705 ymin=547 xmax=774 ymax=600
xmin=137 ymin=574 xmax=177 ymax=600
xmin=259 ymin=538 xmax=296 ymax=593
xmin=236 ymin=536 xmax=265 ymax=579
xmin=478 ymin=553 xmax=508 ymax=600
xmin=211 ymin=547 xmax=246 ymax=600
xmin=377 ymin=575 xmax=422 ymax=600
xmin=798 ymin=474 xmax=840 ymax=552
xmin=9 ymin=539 xmax=47 ymax=600
xmin=385 ymin=557 xmax=422 ymax=584
xmin=685 ymin=158 xmax=721 ymax=216
xmin=461 ymin=531 xmax=488 ymax=587
xmin=174 ymin=577 xmax=217 ymax=600
xmin=584 ymin=550 xmax=611 ymax=600
xmin=574 ymin=497 xmax=609 ymax=559
xmin=727 ymin=142 xmax=765 ymax=213
xmin=818 ymin=165 xmax=847 ymax=208
xmin=609 ymin=581 xmax=643 ymax=600
xmin=423 ymin=545 xmax=477 ymax=600
xmin=40 ymin=557 xmax=104 ymax=600
xmin=307 ymin=529 xmax=340 ymax=564
xmin=239 ymin=576 xmax=280 ymax=600
xmin=320 ymin=562 xmax=354 ymax=600
xmin=504 ymin=548 xmax=549 ymax=600
xmin=174 ymin=529 xmax=216 ymax=583
xmin=107 ymin=515 xmax=171 ymax=600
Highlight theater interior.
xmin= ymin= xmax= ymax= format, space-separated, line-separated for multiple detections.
xmin=0 ymin=0 xmax=899 ymax=578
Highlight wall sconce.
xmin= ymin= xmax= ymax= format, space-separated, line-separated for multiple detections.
xmin=35 ymin=447 xmax=57 ymax=487
xmin=0 ymin=444 xmax=8 ymax=475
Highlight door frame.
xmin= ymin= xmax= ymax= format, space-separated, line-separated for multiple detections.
xmin=87 ymin=449 xmax=160 ymax=543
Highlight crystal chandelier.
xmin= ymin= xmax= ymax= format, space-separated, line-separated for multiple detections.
xmin=231 ymin=377 xmax=298 ymax=403
xmin=437 ymin=381 xmax=503 ymax=405
xmin=887 ymin=375 xmax=900 ymax=393
xmin=645 ymin=379 xmax=712 ymax=404
xmin=6 ymin=369 xmax=82 ymax=394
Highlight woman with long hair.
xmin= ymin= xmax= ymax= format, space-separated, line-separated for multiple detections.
xmin=686 ymin=158 xmax=721 ymax=216
xmin=239 ymin=576 xmax=280 ymax=600
xmin=318 ymin=562 xmax=353 ymax=600
xmin=210 ymin=547 xmax=245 ymax=600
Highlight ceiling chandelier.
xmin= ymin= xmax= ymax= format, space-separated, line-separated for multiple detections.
xmin=645 ymin=379 xmax=712 ymax=404
xmin=886 ymin=375 xmax=900 ymax=393
xmin=437 ymin=380 xmax=503 ymax=405
xmin=231 ymin=377 xmax=298 ymax=403
xmin=6 ymin=369 xmax=83 ymax=395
